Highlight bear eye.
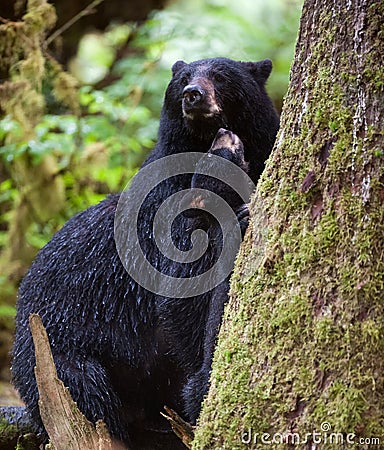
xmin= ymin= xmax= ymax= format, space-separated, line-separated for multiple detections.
xmin=181 ymin=72 xmax=191 ymax=84
xmin=214 ymin=73 xmax=226 ymax=83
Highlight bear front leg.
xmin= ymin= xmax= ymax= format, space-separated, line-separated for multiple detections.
xmin=182 ymin=280 xmax=229 ymax=424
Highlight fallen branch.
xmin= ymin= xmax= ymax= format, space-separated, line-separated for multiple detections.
xmin=30 ymin=313 xmax=116 ymax=450
xmin=161 ymin=406 xmax=195 ymax=449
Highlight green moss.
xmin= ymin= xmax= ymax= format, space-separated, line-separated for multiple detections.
xmin=15 ymin=433 xmax=40 ymax=450
xmin=313 ymin=381 xmax=367 ymax=431
xmin=22 ymin=1 xmax=57 ymax=33
xmin=0 ymin=417 xmax=19 ymax=440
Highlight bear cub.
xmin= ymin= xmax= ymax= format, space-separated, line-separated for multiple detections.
xmin=185 ymin=127 xmax=250 ymax=233
xmin=179 ymin=127 xmax=251 ymax=421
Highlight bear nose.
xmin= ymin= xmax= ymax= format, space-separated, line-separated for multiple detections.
xmin=183 ymin=84 xmax=205 ymax=106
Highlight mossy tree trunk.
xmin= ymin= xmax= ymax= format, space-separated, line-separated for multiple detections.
xmin=193 ymin=1 xmax=384 ymax=448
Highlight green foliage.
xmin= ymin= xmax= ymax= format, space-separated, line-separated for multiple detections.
xmin=0 ymin=304 xmax=16 ymax=318
xmin=134 ymin=0 xmax=302 ymax=102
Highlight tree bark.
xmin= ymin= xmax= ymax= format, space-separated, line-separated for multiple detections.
xmin=193 ymin=1 xmax=384 ymax=448
xmin=30 ymin=314 xmax=116 ymax=450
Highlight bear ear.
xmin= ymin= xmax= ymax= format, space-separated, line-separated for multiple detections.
xmin=172 ymin=60 xmax=187 ymax=76
xmin=242 ymin=59 xmax=273 ymax=85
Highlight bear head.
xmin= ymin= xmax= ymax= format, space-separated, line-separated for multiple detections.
xmin=159 ymin=57 xmax=279 ymax=182
xmin=184 ymin=128 xmax=250 ymax=225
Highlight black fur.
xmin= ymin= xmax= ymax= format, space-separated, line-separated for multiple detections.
xmin=12 ymin=57 xmax=279 ymax=447
xmin=178 ymin=128 xmax=251 ymax=420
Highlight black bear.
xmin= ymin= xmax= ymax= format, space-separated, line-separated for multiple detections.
xmin=12 ymin=57 xmax=279 ymax=448
xmin=184 ymin=127 xmax=250 ymax=231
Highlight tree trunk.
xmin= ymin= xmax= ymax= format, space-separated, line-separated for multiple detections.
xmin=193 ymin=1 xmax=384 ymax=448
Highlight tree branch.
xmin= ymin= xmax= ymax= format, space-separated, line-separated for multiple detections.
xmin=45 ymin=0 xmax=105 ymax=46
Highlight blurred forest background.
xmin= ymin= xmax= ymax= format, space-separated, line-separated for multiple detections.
xmin=0 ymin=0 xmax=303 ymax=402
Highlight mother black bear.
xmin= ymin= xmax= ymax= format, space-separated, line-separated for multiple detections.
xmin=12 ymin=57 xmax=279 ymax=449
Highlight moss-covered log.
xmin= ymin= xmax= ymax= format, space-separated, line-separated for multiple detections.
xmin=193 ymin=0 xmax=384 ymax=448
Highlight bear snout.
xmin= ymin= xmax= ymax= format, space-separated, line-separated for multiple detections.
xmin=183 ymin=84 xmax=205 ymax=106
xmin=182 ymin=78 xmax=221 ymax=119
